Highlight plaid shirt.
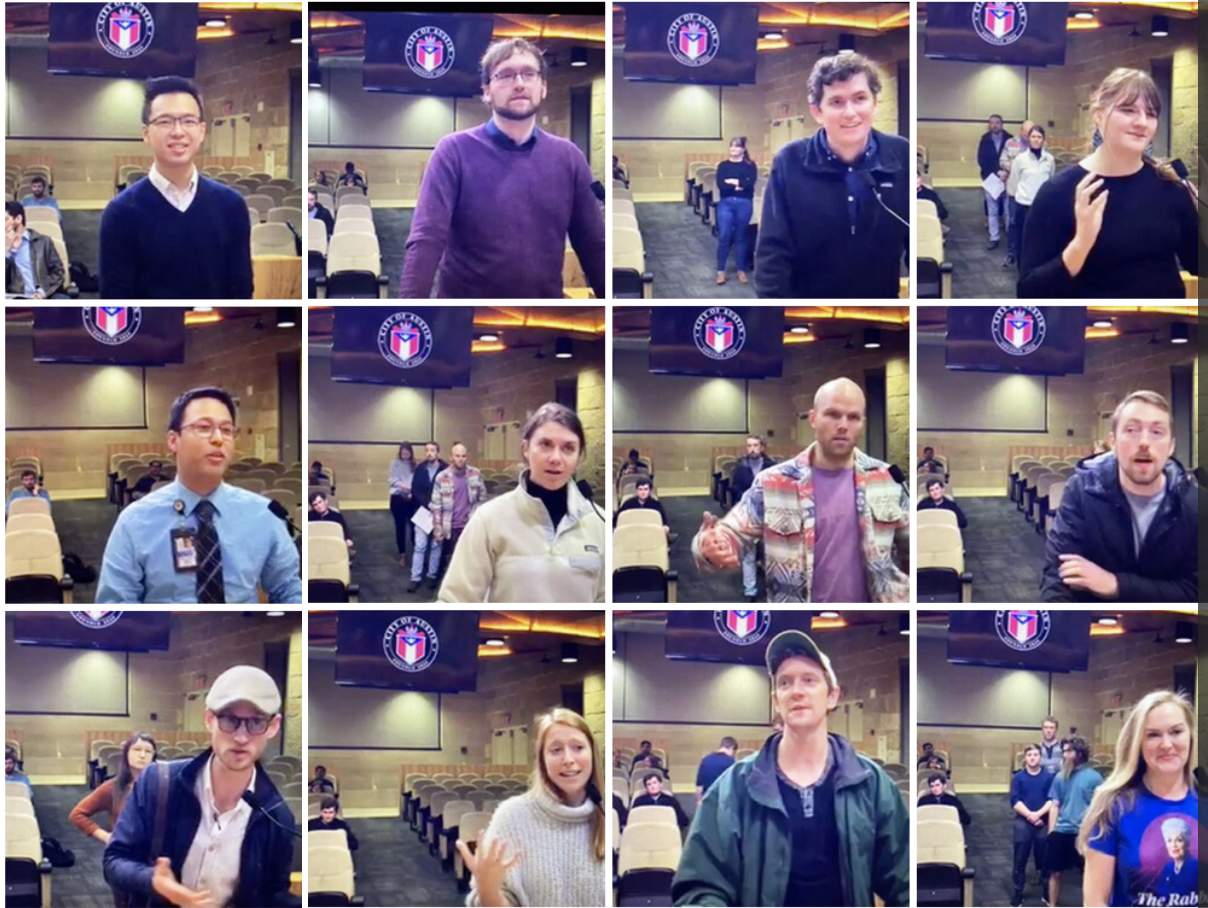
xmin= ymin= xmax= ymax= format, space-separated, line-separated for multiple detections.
xmin=693 ymin=444 xmax=910 ymax=602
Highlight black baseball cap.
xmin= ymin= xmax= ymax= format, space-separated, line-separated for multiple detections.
xmin=765 ymin=630 xmax=838 ymax=689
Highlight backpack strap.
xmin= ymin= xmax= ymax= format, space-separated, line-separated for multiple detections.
xmin=149 ymin=760 xmax=170 ymax=863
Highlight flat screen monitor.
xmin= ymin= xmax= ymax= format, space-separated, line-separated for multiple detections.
xmin=925 ymin=2 xmax=1069 ymax=67
xmin=947 ymin=610 xmax=1091 ymax=672
xmin=623 ymin=2 xmax=760 ymax=85
xmin=32 ymin=306 xmax=186 ymax=365
xmin=649 ymin=306 xmax=784 ymax=378
xmin=665 ymin=610 xmax=812 ymax=665
xmin=331 ymin=306 xmax=474 ymax=388
xmin=11 ymin=611 xmax=171 ymax=651
xmin=362 ymin=12 xmax=496 ymax=96
xmin=946 ymin=306 xmax=1086 ymax=375
xmin=48 ymin=3 xmax=199 ymax=78
xmin=335 ymin=610 xmax=480 ymax=692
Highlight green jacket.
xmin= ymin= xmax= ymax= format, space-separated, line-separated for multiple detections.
xmin=672 ymin=732 xmax=909 ymax=907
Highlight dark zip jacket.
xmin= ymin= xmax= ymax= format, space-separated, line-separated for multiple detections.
xmin=411 ymin=458 xmax=449 ymax=510
xmin=103 ymin=750 xmax=298 ymax=907
xmin=1042 ymin=452 xmax=1197 ymax=602
xmin=671 ymin=732 xmax=909 ymax=906
xmin=755 ymin=129 xmax=909 ymax=300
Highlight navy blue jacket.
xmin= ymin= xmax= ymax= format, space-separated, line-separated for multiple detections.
xmin=411 ymin=459 xmax=448 ymax=509
xmin=103 ymin=750 xmax=298 ymax=907
xmin=1042 ymin=453 xmax=1198 ymax=602
xmin=755 ymin=128 xmax=909 ymax=299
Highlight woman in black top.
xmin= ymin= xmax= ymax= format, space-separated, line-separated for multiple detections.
xmin=1019 ymin=68 xmax=1198 ymax=299
xmin=715 ymin=137 xmax=758 ymax=285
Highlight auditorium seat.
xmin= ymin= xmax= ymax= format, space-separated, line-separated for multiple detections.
xmin=334 ymin=219 xmax=375 ymax=237
xmin=318 ymin=232 xmax=389 ymax=298
xmin=627 ymin=805 xmax=676 ymax=827
xmin=22 ymin=208 xmax=57 ymax=229
xmin=6 ymin=513 xmax=55 ymax=535
xmin=1022 ymin=466 xmax=1050 ymax=518
xmin=258 ymin=185 xmax=287 ymax=207
xmin=917 ymin=524 xmax=971 ymax=603
xmin=882 ymin=762 xmax=908 ymax=780
xmin=245 ymin=194 xmax=275 ymax=222
xmin=615 ymin=509 xmax=663 ymax=530
xmin=424 ymin=791 xmax=456 ymax=846
xmin=231 ymin=166 xmax=255 ymax=178
xmin=267 ymin=207 xmax=302 ymax=227
xmin=917 ymin=804 xmax=961 ymax=827
xmin=309 ymin=535 xmax=358 ymax=603
xmin=438 ymin=799 xmax=476 ymax=868
xmin=1032 ymin=473 xmax=1060 ymax=531
xmin=614 ymin=524 xmax=677 ymax=603
xmin=251 ymin=223 xmax=298 ymax=257
xmin=453 ymin=811 xmax=492 ymax=890
xmin=918 ymin=820 xmax=974 ymax=907
xmin=6 ymin=811 xmax=52 ymax=908
xmin=236 ymin=178 xmax=263 ymax=195
xmin=336 ymin=205 xmax=374 ymax=223
xmin=616 ymin=822 xmax=682 ymax=907
xmin=918 ymin=214 xmax=952 ymax=299
xmin=916 ymin=509 xmax=958 ymax=530
xmin=1010 ymin=459 xmax=1042 ymax=502
xmin=6 ymin=528 xmax=72 ymax=603
xmin=613 ymin=236 xmax=653 ymax=298
xmin=308 ymin=846 xmax=361 ymax=907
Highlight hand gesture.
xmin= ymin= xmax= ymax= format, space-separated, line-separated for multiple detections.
xmin=698 ymin=512 xmax=738 ymax=568
xmin=456 ymin=836 xmax=518 ymax=904
xmin=433 ymin=525 xmax=444 ymax=543
xmin=1057 ymin=553 xmax=1118 ymax=598
xmin=151 ymin=857 xmax=216 ymax=907
xmin=1072 ymin=171 xmax=1109 ymax=250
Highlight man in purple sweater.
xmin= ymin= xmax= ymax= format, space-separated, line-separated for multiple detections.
xmin=399 ymin=38 xmax=605 ymax=299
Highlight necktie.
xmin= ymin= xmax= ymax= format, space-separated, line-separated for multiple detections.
xmin=194 ymin=500 xmax=225 ymax=604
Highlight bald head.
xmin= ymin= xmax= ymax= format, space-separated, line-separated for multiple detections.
xmin=813 ymin=377 xmax=866 ymax=412
xmin=809 ymin=377 xmax=866 ymax=467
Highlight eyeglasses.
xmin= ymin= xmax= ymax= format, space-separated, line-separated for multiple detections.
xmin=179 ymin=421 xmax=237 ymax=440
xmin=215 ymin=713 xmax=271 ymax=735
xmin=491 ymin=69 xmax=541 ymax=85
xmin=147 ymin=116 xmax=204 ymax=131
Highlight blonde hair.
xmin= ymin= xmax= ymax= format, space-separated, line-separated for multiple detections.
xmin=1077 ymin=690 xmax=1198 ymax=855
xmin=531 ymin=707 xmax=605 ymax=861
xmin=1090 ymin=68 xmax=1179 ymax=182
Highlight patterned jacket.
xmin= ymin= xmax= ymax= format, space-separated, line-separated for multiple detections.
xmin=430 ymin=465 xmax=487 ymax=537
xmin=692 ymin=444 xmax=910 ymax=602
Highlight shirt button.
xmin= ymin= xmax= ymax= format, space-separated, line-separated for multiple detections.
xmin=848 ymin=196 xmax=854 ymax=202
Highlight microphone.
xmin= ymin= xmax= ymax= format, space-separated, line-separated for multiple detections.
xmin=242 ymin=790 xmax=303 ymax=837
xmin=266 ymin=499 xmax=299 ymax=537
xmin=576 ymin=478 xmax=606 ymax=522
xmin=887 ymin=464 xmax=911 ymax=498
xmin=861 ymin=172 xmax=911 ymax=228
xmin=1170 ymin=160 xmax=1206 ymax=208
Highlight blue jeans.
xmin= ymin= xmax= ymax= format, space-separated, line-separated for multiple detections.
xmin=985 ymin=189 xmax=1005 ymax=241
xmin=716 ymin=196 xmax=753 ymax=272
xmin=410 ymin=525 xmax=442 ymax=582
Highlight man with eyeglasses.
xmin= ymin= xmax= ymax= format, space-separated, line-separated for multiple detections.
xmin=99 ymin=76 xmax=252 ymax=299
xmin=673 ymin=630 xmax=909 ymax=907
xmin=96 ymin=387 xmax=302 ymax=603
xmin=1042 ymin=389 xmax=1197 ymax=602
xmin=105 ymin=665 xmax=300 ymax=907
xmin=399 ymin=37 xmax=605 ymax=299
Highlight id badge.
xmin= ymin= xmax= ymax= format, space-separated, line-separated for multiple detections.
xmin=171 ymin=528 xmax=198 ymax=572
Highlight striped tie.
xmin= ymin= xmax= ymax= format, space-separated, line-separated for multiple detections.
xmin=194 ymin=500 xmax=225 ymax=604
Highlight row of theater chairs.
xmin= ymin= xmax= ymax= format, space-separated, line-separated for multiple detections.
xmin=309 ymin=182 xmax=370 ymax=214
xmin=614 ymin=523 xmax=677 ymax=603
xmin=613 ymin=181 xmax=654 ymax=299
xmin=917 ymin=195 xmax=953 ymax=299
xmin=1010 ymin=456 xmax=1081 ymax=535
xmin=613 ymin=807 xmax=683 ymax=908
xmin=614 ymin=746 xmax=671 ymax=770
xmin=918 ymin=803 xmax=975 ymax=907
xmin=612 ymin=453 xmax=653 ymax=479
xmin=7 ymin=780 xmax=52 ymax=908
xmin=6 ymin=500 xmax=72 ymax=604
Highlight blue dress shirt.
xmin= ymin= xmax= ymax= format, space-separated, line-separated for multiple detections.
xmin=96 ymin=479 xmax=301 ymax=604
xmin=5 ymin=487 xmax=52 ymax=516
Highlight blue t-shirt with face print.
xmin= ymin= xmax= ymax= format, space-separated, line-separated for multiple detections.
xmin=1086 ymin=787 xmax=1198 ymax=906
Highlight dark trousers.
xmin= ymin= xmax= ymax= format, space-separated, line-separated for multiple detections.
xmin=1010 ymin=201 xmax=1031 ymax=265
xmin=1012 ymin=817 xmax=1049 ymax=896
xmin=439 ymin=525 xmax=466 ymax=576
xmin=389 ymin=495 xmax=417 ymax=556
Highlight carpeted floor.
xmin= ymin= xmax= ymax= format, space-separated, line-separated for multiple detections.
xmin=957 ymin=497 xmax=1049 ymax=603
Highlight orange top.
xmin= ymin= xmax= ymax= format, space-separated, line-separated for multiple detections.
xmin=69 ymin=778 xmax=128 ymax=837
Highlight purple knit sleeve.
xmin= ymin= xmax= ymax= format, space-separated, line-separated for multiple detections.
xmin=400 ymin=137 xmax=461 ymax=299
xmin=565 ymin=149 xmax=606 ymax=299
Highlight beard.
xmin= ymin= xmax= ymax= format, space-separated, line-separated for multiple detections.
xmin=493 ymin=95 xmax=542 ymax=122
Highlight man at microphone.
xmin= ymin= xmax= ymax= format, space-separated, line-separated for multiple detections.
xmin=104 ymin=665 xmax=299 ymax=907
xmin=692 ymin=378 xmax=909 ymax=602
xmin=755 ymin=54 xmax=909 ymax=299
xmin=96 ymin=387 xmax=302 ymax=604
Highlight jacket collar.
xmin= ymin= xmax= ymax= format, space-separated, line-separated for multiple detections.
xmin=516 ymin=468 xmax=592 ymax=526
xmin=176 ymin=748 xmax=285 ymax=810
xmin=804 ymin=128 xmax=899 ymax=175
xmin=795 ymin=443 xmax=880 ymax=476
xmin=747 ymin=731 xmax=873 ymax=811
xmin=1075 ymin=452 xmax=1189 ymax=504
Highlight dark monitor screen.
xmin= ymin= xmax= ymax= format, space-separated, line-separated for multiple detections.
xmin=335 ymin=610 xmax=480 ymax=692
xmin=623 ymin=2 xmax=760 ymax=85
xmin=925 ymin=2 xmax=1069 ymax=67
xmin=649 ymin=306 xmax=784 ymax=378
xmin=664 ymin=610 xmax=812 ymax=665
xmin=362 ymin=12 xmax=496 ymax=96
xmin=11 ymin=611 xmax=171 ymax=651
xmin=947 ymin=610 xmax=1091 ymax=672
xmin=946 ymin=306 xmax=1086 ymax=375
xmin=48 ymin=3 xmax=199 ymax=78
xmin=331 ymin=306 xmax=475 ymax=388
xmin=32 ymin=307 xmax=186 ymax=365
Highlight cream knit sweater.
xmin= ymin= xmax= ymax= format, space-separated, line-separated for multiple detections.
xmin=466 ymin=786 xmax=604 ymax=907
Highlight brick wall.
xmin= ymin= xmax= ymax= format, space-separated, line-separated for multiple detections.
xmin=616 ymin=615 xmax=910 ymax=773
xmin=615 ymin=28 xmax=909 ymax=200
xmin=614 ymin=329 xmax=910 ymax=493
xmin=309 ymin=338 xmax=606 ymax=505
xmin=308 ymin=645 xmax=605 ymax=812
xmin=923 ymin=323 xmax=1200 ymax=494
xmin=5 ymin=612 xmax=301 ymax=779
xmin=542 ymin=51 xmax=607 ymax=181
xmin=5 ymin=314 xmax=302 ymax=496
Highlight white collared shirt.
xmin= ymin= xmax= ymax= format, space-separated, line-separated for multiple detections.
xmin=149 ymin=163 xmax=198 ymax=212
xmin=180 ymin=756 xmax=256 ymax=908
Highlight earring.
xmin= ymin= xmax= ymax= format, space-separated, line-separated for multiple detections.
xmin=1092 ymin=127 xmax=1103 ymax=146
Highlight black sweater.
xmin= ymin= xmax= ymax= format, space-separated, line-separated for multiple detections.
xmin=755 ymin=129 xmax=909 ymax=299
xmin=1018 ymin=164 xmax=1198 ymax=299
xmin=99 ymin=176 xmax=253 ymax=299
xmin=716 ymin=159 xmax=757 ymax=199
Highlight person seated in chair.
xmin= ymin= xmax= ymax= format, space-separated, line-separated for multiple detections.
xmin=614 ymin=476 xmax=675 ymax=543
xmin=308 ymin=765 xmax=336 ymax=794
xmin=917 ymin=478 xmax=968 ymax=529
xmin=917 ymin=773 xmax=971 ymax=826
xmin=5 ymin=201 xmax=66 ymax=299
xmin=631 ymin=772 xmax=689 ymax=830
xmin=131 ymin=461 xmax=165 ymax=502
xmin=307 ymin=796 xmax=358 ymax=851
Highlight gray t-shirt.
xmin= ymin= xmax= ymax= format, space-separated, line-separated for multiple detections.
xmin=1122 ymin=485 xmax=1163 ymax=555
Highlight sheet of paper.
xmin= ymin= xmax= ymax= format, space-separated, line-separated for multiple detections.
xmin=982 ymin=173 xmax=1005 ymax=200
xmin=411 ymin=505 xmax=434 ymax=534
